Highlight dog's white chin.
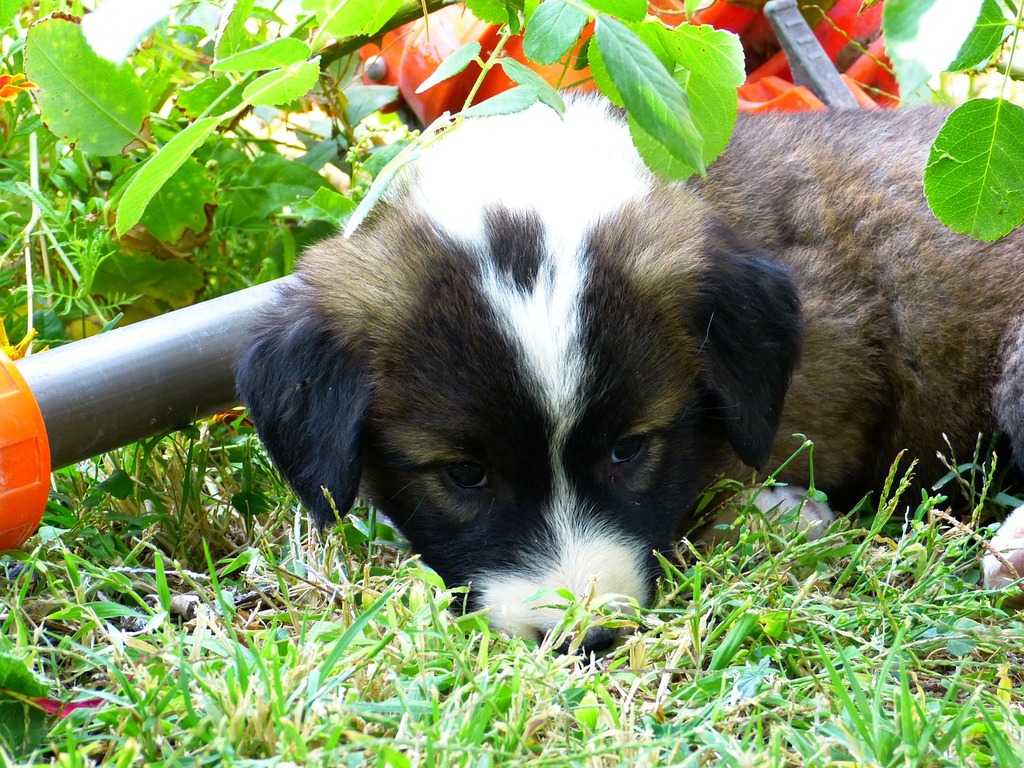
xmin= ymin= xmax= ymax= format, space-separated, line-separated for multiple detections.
xmin=474 ymin=532 xmax=648 ymax=640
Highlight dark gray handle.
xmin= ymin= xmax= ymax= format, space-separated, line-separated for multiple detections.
xmin=15 ymin=277 xmax=296 ymax=469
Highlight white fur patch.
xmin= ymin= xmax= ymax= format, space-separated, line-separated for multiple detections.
xmin=474 ymin=501 xmax=648 ymax=639
xmin=393 ymin=96 xmax=653 ymax=432
xmin=982 ymin=504 xmax=1024 ymax=596
xmin=396 ymin=95 xmax=654 ymax=248
xmin=478 ymin=243 xmax=588 ymax=431
xmin=750 ymin=485 xmax=836 ymax=541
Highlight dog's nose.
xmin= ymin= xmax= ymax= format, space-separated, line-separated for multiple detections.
xmin=552 ymin=625 xmax=618 ymax=655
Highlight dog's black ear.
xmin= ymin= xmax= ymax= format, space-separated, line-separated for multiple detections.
xmin=235 ymin=287 xmax=369 ymax=527
xmin=690 ymin=224 xmax=802 ymax=469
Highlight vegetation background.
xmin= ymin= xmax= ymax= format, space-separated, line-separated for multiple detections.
xmin=2 ymin=0 xmax=1024 ymax=765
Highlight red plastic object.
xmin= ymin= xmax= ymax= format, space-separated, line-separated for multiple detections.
xmin=360 ymin=1 xmax=896 ymax=120
xmin=361 ymin=5 xmax=593 ymax=126
xmin=0 ymin=350 xmax=49 ymax=551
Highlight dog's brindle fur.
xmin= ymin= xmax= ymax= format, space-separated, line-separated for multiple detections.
xmin=237 ymin=98 xmax=1024 ymax=649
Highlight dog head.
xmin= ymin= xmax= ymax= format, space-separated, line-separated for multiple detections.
xmin=236 ymin=96 xmax=801 ymax=648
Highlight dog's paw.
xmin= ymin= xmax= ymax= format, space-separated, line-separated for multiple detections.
xmin=751 ymin=485 xmax=836 ymax=541
xmin=982 ymin=505 xmax=1024 ymax=605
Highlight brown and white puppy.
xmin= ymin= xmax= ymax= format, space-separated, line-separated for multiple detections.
xmin=236 ymin=95 xmax=1024 ymax=650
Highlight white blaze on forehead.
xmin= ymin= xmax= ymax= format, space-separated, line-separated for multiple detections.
xmin=393 ymin=95 xmax=654 ymax=428
xmin=478 ymin=250 xmax=587 ymax=428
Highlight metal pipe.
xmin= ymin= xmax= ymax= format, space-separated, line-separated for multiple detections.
xmin=15 ymin=276 xmax=294 ymax=469
xmin=764 ymin=0 xmax=860 ymax=108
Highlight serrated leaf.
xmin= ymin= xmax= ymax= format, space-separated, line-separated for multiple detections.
xmin=652 ymin=23 xmax=745 ymax=88
xmin=213 ymin=38 xmax=311 ymax=72
xmin=948 ymin=0 xmax=1012 ymax=71
xmin=242 ymin=59 xmax=320 ymax=107
xmin=523 ymin=0 xmax=589 ymax=66
xmin=586 ymin=0 xmax=646 ymax=22
xmin=499 ymin=58 xmax=566 ymax=115
xmin=140 ymin=158 xmax=215 ymax=243
xmin=463 ymin=84 xmax=541 ymax=117
xmin=176 ymin=78 xmax=244 ymax=118
xmin=25 ymin=16 xmax=149 ymax=156
xmin=924 ymin=98 xmax=1024 ymax=241
xmin=306 ymin=0 xmax=405 ymax=40
xmin=588 ymin=36 xmax=623 ymax=106
xmin=594 ymin=15 xmax=704 ymax=173
xmin=630 ymin=66 xmax=736 ymax=180
xmin=466 ymin=0 xmax=516 ymax=25
xmin=883 ymin=0 xmax=985 ymax=97
xmin=116 ymin=115 xmax=223 ymax=236
xmin=215 ymin=0 xmax=257 ymax=59
xmin=416 ymin=41 xmax=481 ymax=94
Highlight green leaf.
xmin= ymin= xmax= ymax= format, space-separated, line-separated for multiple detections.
xmin=0 ymin=0 xmax=19 ymax=28
xmin=345 ymin=84 xmax=400 ymax=125
xmin=499 ymin=58 xmax=566 ymax=115
xmin=630 ymin=67 xmax=736 ymax=180
xmin=305 ymin=0 xmax=405 ymax=40
xmin=630 ymin=23 xmax=740 ymax=177
xmin=882 ymin=0 xmax=985 ymax=97
xmin=217 ymin=153 xmax=334 ymax=230
xmin=291 ymin=186 xmax=356 ymax=228
xmin=948 ymin=0 xmax=1013 ymax=71
xmin=586 ymin=0 xmax=646 ymax=22
xmin=25 ymin=16 xmax=149 ymax=156
xmin=652 ymin=23 xmax=745 ymax=88
xmin=215 ymin=0 xmax=258 ymax=60
xmin=140 ymin=159 xmax=215 ymax=243
xmin=416 ymin=41 xmax=481 ymax=94
xmin=466 ymin=0 xmax=516 ymax=25
xmin=0 ymin=652 xmax=49 ymax=698
xmin=92 ymin=252 xmax=205 ymax=307
xmin=116 ymin=115 xmax=223 ymax=237
xmin=594 ymin=15 xmax=704 ymax=173
xmin=924 ymin=99 xmax=1024 ymax=241
xmin=462 ymin=85 xmax=541 ymax=117
xmin=94 ymin=468 xmax=134 ymax=500
xmin=587 ymin=35 xmax=623 ymax=106
xmin=242 ymin=59 xmax=320 ymax=107
xmin=344 ymin=144 xmax=420 ymax=237
xmin=212 ymin=38 xmax=312 ymax=72
xmin=523 ymin=0 xmax=589 ymax=66
xmin=176 ymin=78 xmax=244 ymax=119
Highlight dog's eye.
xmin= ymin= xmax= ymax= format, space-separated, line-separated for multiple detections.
xmin=446 ymin=461 xmax=489 ymax=489
xmin=611 ymin=435 xmax=647 ymax=464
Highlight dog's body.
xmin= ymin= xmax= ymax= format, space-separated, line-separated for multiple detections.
xmin=237 ymin=96 xmax=1024 ymax=648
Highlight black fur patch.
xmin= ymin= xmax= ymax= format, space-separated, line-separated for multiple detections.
xmin=235 ymin=281 xmax=369 ymax=527
xmin=484 ymin=207 xmax=545 ymax=293
xmin=690 ymin=220 xmax=803 ymax=470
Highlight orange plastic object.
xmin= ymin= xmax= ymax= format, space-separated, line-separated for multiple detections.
xmin=738 ymin=76 xmax=826 ymax=112
xmin=0 ymin=350 xmax=49 ymax=550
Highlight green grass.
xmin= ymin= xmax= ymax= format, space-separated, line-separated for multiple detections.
xmin=2 ymin=425 xmax=1023 ymax=766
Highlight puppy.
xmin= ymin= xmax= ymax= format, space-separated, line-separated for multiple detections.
xmin=236 ymin=95 xmax=1024 ymax=650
